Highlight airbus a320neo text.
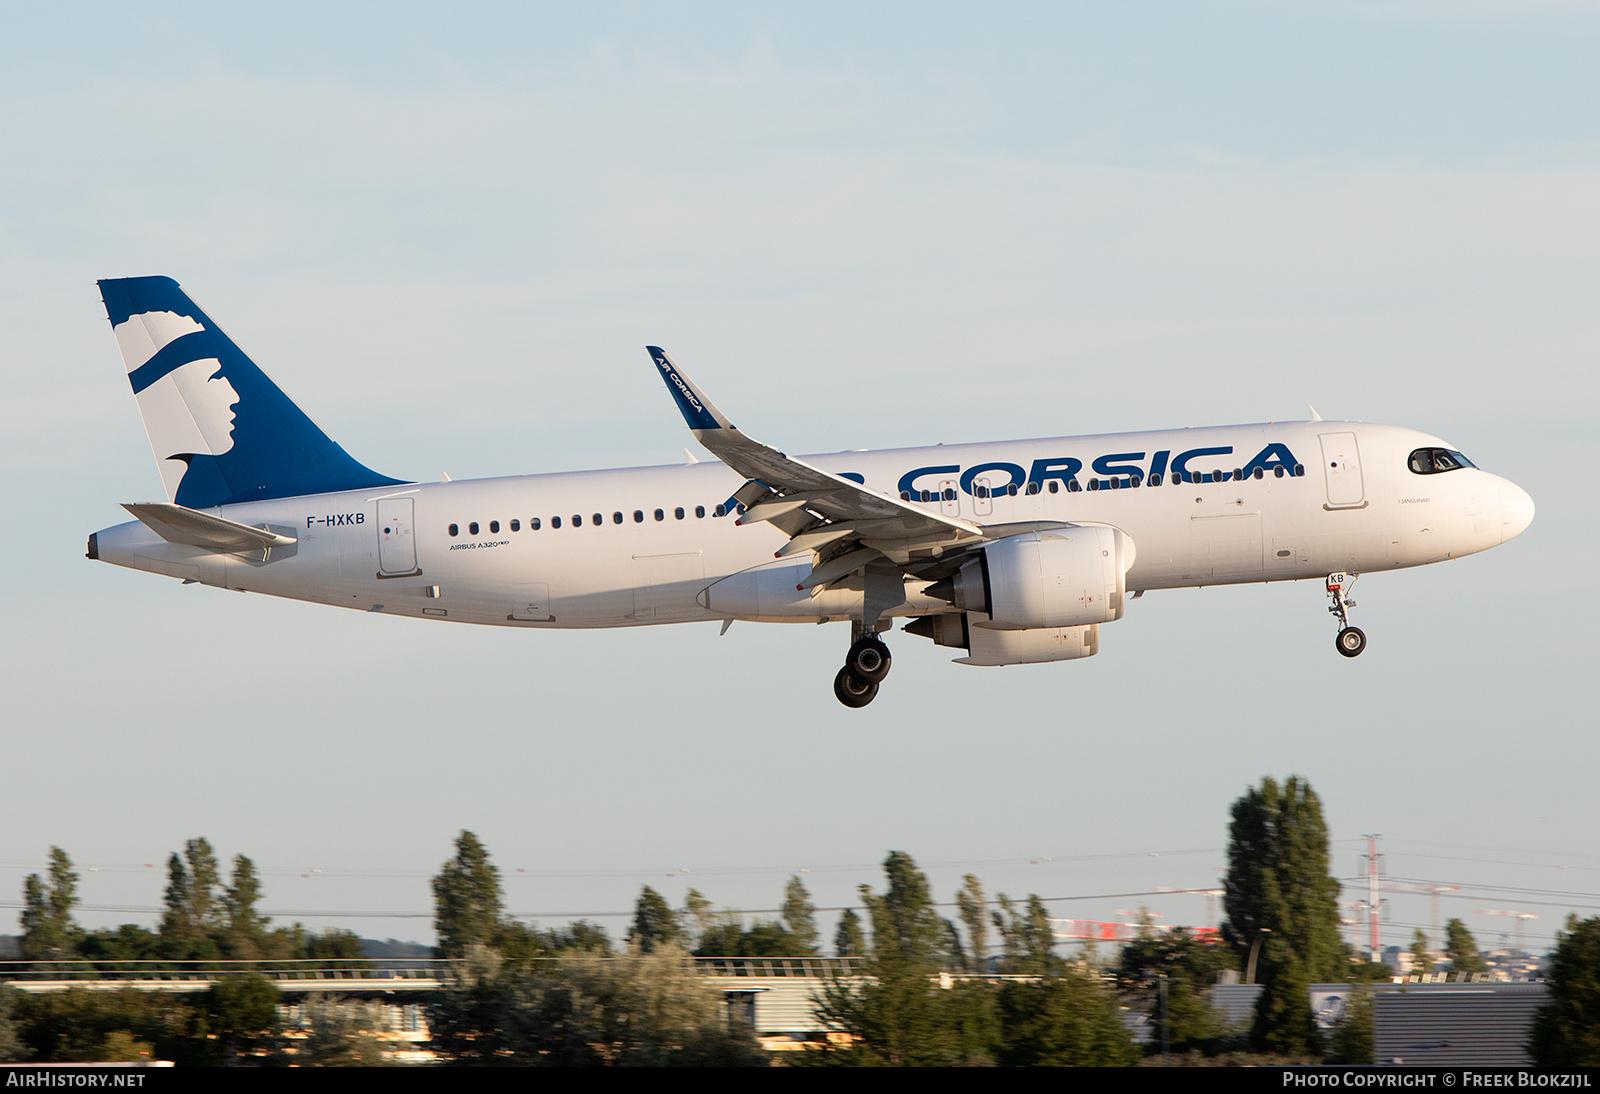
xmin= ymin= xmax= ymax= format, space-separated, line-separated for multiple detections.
xmin=88 ymin=277 xmax=1535 ymax=706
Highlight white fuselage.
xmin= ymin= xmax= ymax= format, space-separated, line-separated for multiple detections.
xmin=91 ymin=420 xmax=1531 ymax=631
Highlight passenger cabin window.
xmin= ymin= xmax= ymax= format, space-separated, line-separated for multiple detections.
xmin=552 ymin=516 xmax=561 ymax=529
xmin=634 ymin=510 xmax=644 ymax=523
xmin=572 ymin=515 xmax=582 ymax=527
xmin=613 ymin=512 xmax=623 ymax=524
xmin=469 ymin=522 xmax=479 ymax=535
xmin=695 ymin=505 xmax=706 ymax=518
xmin=489 ymin=520 xmax=500 ymax=533
xmin=592 ymin=513 xmax=602 ymax=526
xmin=448 ymin=523 xmax=459 ymax=536
xmin=531 ymin=517 xmax=541 ymax=530
xmin=510 ymin=519 xmax=520 ymax=531
xmin=675 ymin=507 xmax=685 ymax=520
xmin=1409 ymin=447 xmax=1476 ymax=474
xmin=654 ymin=509 xmax=665 ymax=521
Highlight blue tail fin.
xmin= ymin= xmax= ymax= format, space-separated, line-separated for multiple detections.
xmin=98 ymin=276 xmax=406 ymax=508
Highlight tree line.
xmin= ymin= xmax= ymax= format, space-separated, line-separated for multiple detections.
xmin=2 ymin=837 xmax=370 ymax=1064
xmin=5 ymin=781 xmax=1599 ymax=1066
xmin=16 ymin=838 xmax=364 ymax=965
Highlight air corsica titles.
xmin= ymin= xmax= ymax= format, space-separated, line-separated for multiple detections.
xmin=895 ymin=443 xmax=1302 ymax=496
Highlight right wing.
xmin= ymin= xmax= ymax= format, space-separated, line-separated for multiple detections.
xmin=647 ymin=347 xmax=986 ymax=602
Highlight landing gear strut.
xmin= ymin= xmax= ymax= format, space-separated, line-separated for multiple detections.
xmin=1326 ymin=572 xmax=1366 ymax=658
xmin=834 ymin=628 xmax=892 ymax=707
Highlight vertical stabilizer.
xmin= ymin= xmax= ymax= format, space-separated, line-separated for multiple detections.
xmin=98 ymin=276 xmax=405 ymax=508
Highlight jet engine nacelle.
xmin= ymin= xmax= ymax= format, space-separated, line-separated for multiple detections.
xmin=904 ymin=611 xmax=1102 ymax=666
xmin=925 ymin=525 xmax=1135 ymax=630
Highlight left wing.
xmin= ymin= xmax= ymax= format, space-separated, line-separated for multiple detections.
xmin=647 ymin=347 xmax=985 ymax=621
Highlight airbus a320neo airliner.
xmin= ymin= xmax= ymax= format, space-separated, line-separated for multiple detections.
xmin=88 ymin=277 xmax=1534 ymax=707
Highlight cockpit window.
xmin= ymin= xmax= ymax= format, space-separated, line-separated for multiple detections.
xmin=1408 ymin=447 xmax=1477 ymax=474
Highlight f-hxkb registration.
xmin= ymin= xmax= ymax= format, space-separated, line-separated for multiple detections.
xmin=88 ymin=277 xmax=1535 ymax=707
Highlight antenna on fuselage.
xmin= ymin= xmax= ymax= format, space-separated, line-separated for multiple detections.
xmin=1307 ymin=405 xmax=1323 ymax=422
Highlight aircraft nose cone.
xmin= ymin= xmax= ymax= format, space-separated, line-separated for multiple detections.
xmin=1499 ymin=480 xmax=1535 ymax=543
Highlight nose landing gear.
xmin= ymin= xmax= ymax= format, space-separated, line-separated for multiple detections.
xmin=1327 ymin=572 xmax=1366 ymax=657
xmin=834 ymin=629 xmax=892 ymax=707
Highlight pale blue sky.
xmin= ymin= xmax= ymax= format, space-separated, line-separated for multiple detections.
xmin=2 ymin=3 xmax=1596 ymax=957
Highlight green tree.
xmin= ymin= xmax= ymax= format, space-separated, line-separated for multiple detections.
xmin=292 ymin=996 xmax=389 ymax=1066
xmin=812 ymin=852 xmax=985 ymax=1065
xmin=992 ymin=894 xmax=1060 ymax=975
xmin=834 ymin=909 xmax=865 ymax=957
xmin=681 ymin=888 xmax=715 ymax=950
xmin=432 ymin=831 xmax=505 ymax=958
xmin=540 ymin=921 xmax=612 ymax=955
xmin=12 ymin=987 xmax=207 ymax=1065
xmin=160 ymin=838 xmax=224 ymax=949
xmin=1528 ymin=915 xmax=1600 ymax=1066
xmin=628 ymin=886 xmax=682 ymax=954
xmin=956 ymin=874 xmax=989 ymax=972
xmin=1253 ymin=951 xmax=1319 ymax=1056
xmin=1116 ymin=928 xmax=1238 ymax=1054
xmin=694 ymin=918 xmax=811 ymax=958
xmin=994 ymin=974 xmax=1140 ymax=1066
xmin=160 ymin=853 xmax=192 ymax=939
xmin=221 ymin=855 xmax=269 ymax=956
xmin=0 ymin=983 xmax=28 ymax=1062
xmin=428 ymin=943 xmax=765 ymax=1066
xmin=78 ymin=925 xmax=163 ymax=963
xmin=1221 ymin=776 xmax=1344 ymax=1055
xmin=1409 ymin=929 xmax=1434 ymax=976
xmin=863 ymin=851 xmax=952 ymax=970
xmin=1326 ymin=983 xmax=1374 ymax=1064
xmin=781 ymin=876 xmax=819 ymax=954
xmin=20 ymin=847 xmax=79 ymax=961
xmin=204 ymin=974 xmax=280 ymax=1064
xmin=1445 ymin=918 xmax=1486 ymax=978
xmin=304 ymin=929 xmax=366 ymax=963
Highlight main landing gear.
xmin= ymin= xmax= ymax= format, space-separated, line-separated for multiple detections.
xmin=834 ymin=631 xmax=892 ymax=708
xmin=1326 ymin=572 xmax=1366 ymax=658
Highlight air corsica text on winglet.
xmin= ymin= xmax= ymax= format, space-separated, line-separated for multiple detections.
xmin=648 ymin=347 xmax=719 ymax=431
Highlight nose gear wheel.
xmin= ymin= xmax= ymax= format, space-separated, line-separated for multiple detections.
xmin=1326 ymin=572 xmax=1367 ymax=658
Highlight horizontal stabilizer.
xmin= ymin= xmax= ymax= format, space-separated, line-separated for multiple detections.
xmin=122 ymin=502 xmax=297 ymax=554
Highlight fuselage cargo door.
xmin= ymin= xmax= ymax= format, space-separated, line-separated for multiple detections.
xmin=1318 ymin=432 xmax=1366 ymax=510
xmin=377 ymin=497 xmax=419 ymax=575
